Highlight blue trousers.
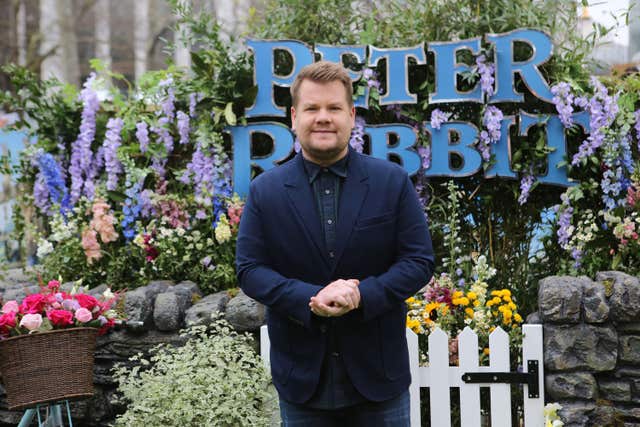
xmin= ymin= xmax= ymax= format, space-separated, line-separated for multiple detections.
xmin=279 ymin=390 xmax=410 ymax=427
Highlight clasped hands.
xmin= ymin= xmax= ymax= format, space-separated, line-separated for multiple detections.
xmin=309 ymin=279 xmax=360 ymax=318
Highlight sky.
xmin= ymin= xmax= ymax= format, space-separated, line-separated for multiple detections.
xmin=586 ymin=0 xmax=630 ymax=45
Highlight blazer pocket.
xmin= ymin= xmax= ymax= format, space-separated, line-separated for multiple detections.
xmin=355 ymin=211 xmax=394 ymax=229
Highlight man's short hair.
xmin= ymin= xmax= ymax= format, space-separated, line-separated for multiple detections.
xmin=290 ymin=61 xmax=354 ymax=107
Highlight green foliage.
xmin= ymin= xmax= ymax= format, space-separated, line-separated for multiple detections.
xmin=112 ymin=318 xmax=275 ymax=427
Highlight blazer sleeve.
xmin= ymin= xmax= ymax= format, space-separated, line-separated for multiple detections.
xmin=357 ymin=174 xmax=435 ymax=322
xmin=236 ymin=181 xmax=322 ymax=330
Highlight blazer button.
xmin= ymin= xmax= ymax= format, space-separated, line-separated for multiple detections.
xmin=319 ymin=325 xmax=328 ymax=333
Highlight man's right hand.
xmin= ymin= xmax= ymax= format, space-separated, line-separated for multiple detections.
xmin=309 ymin=279 xmax=360 ymax=317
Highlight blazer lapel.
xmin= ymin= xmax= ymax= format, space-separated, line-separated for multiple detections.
xmin=284 ymin=154 xmax=331 ymax=270
xmin=332 ymin=150 xmax=369 ymax=271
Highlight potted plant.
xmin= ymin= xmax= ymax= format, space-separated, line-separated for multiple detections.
xmin=0 ymin=279 xmax=122 ymax=410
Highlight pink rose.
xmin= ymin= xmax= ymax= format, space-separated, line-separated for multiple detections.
xmin=19 ymin=313 xmax=43 ymax=331
xmin=0 ymin=311 xmax=17 ymax=334
xmin=47 ymin=310 xmax=74 ymax=326
xmin=2 ymin=300 xmax=19 ymax=314
xmin=74 ymin=308 xmax=92 ymax=323
xmin=47 ymin=280 xmax=60 ymax=291
xmin=74 ymin=294 xmax=99 ymax=310
xmin=20 ymin=294 xmax=47 ymax=314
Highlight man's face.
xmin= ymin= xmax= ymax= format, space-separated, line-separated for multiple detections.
xmin=291 ymin=79 xmax=355 ymax=166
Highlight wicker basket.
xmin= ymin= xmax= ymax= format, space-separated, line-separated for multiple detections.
xmin=0 ymin=327 xmax=97 ymax=410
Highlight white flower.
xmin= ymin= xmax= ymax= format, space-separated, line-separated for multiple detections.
xmin=36 ymin=239 xmax=54 ymax=258
xmin=102 ymin=288 xmax=115 ymax=300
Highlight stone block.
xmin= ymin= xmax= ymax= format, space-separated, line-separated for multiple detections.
xmin=597 ymin=271 xmax=640 ymax=322
xmin=538 ymin=276 xmax=585 ymax=322
xmin=145 ymin=280 xmax=173 ymax=299
xmin=184 ymin=291 xmax=231 ymax=327
xmin=225 ymin=290 xmax=265 ymax=332
xmin=620 ymin=335 xmax=640 ymax=364
xmin=124 ymin=287 xmax=154 ymax=329
xmin=583 ymin=279 xmax=610 ymax=323
xmin=544 ymin=323 xmax=617 ymax=371
xmin=558 ymin=400 xmax=596 ymax=427
xmin=154 ymin=292 xmax=185 ymax=332
xmin=598 ymin=379 xmax=632 ymax=402
xmin=546 ymin=372 xmax=597 ymax=400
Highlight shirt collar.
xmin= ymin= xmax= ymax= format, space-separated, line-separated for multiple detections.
xmin=302 ymin=150 xmax=349 ymax=184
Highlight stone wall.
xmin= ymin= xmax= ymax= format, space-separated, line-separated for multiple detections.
xmin=3 ymin=268 xmax=640 ymax=426
xmin=0 ymin=270 xmax=265 ymax=427
xmin=535 ymin=271 xmax=640 ymax=427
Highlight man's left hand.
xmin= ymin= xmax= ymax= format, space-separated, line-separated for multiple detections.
xmin=309 ymin=279 xmax=360 ymax=317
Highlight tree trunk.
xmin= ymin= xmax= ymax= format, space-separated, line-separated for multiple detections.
xmin=174 ymin=0 xmax=191 ymax=70
xmin=94 ymin=0 xmax=111 ymax=70
xmin=134 ymin=0 xmax=149 ymax=80
xmin=39 ymin=0 xmax=79 ymax=85
xmin=17 ymin=0 xmax=27 ymax=66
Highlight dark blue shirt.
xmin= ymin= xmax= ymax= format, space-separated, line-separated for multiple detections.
xmin=302 ymin=152 xmax=366 ymax=409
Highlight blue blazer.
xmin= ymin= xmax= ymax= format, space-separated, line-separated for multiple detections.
xmin=236 ymin=147 xmax=435 ymax=403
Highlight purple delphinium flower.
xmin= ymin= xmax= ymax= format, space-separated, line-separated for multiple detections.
xmin=153 ymin=117 xmax=174 ymax=155
xmin=139 ymin=189 xmax=154 ymax=218
xmin=159 ymin=78 xmax=175 ymax=121
xmin=518 ymin=173 xmax=535 ymax=205
xmin=601 ymin=167 xmax=624 ymax=210
xmin=177 ymin=111 xmax=190 ymax=145
xmin=136 ymin=122 xmax=150 ymax=153
xmin=635 ymin=110 xmax=640 ymax=151
xmin=477 ymin=106 xmax=504 ymax=161
xmin=36 ymin=153 xmax=71 ymax=215
xmin=103 ymin=118 xmax=124 ymax=191
xmin=189 ymin=93 xmax=199 ymax=118
xmin=414 ymin=172 xmax=430 ymax=221
xmin=69 ymin=73 xmax=100 ymax=204
xmin=556 ymin=194 xmax=574 ymax=249
xmin=33 ymin=173 xmax=50 ymax=213
xmin=430 ymin=109 xmax=449 ymax=130
xmin=551 ymin=82 xmax=574 ymax=128
xmin=571 ymin=248 xmax=583 ymax=270
xmin=294 ymin=137 xmax=301 ymax=153
xmin=349 ymin=116 xmax=365 ymax=153
xmin=362 ymin=68 xmax=380 ymax=90
xmin=151 ymin=158 xmax=166 ymax=179
xmin=417 ymin=145 xmax=431 ymax=170
xmin=572 ymin=77 xmax=619 ymax=165
xmin=476 ymin=54 xmax=495 ymax=97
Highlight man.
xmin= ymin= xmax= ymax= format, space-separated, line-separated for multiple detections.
xmin=236 ymin=61 xmax=434 ymax=426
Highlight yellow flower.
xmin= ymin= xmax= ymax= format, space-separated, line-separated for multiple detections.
xmin=490 ymin=290 xmax=500 ymax=296
xmin=502 ymin=289 xmax=511 ymax=297
xmin=425 ymin=302 xmax=441 ymax=314
xmin=214 ymin=214 xmax=232 ymax=243
xmin=406 ymin=297 xmax=416 ymax=304
xmin=406 ymin=316 xmax=421 ymax=333
xmin=514 ymin=313 xmax=523 ymax=323
xmin=491 ymin=297 xmax=501 ymax=305
xmin=465 ymin=307 xmax=474 ymax=318
xmin=473 ymin=300 xmax=480 ymax=307
xmin=452 ymin=290 xmax=464 ymax=299
xmin=508 ymin=302 xmax=517 ymax=310
xmin=466 ymin=291 xmax=477 ymax=300
xmin=483 ymin=348 xmax=490 ymax=356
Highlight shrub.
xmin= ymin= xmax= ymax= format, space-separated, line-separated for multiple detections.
xmin=111 ymin=317 xmax=274 ymax=426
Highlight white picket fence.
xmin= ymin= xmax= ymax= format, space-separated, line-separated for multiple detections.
xmin=260 ymin=324 xmax=544 ymax=427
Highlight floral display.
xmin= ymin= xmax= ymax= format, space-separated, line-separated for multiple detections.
xmin=0 ymin=0 xmax=638 ymax=311
xmin=0 ymin=279 xmax=121 ymax=338
xmin=406 ymin=255 xmax=523 ymax=364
